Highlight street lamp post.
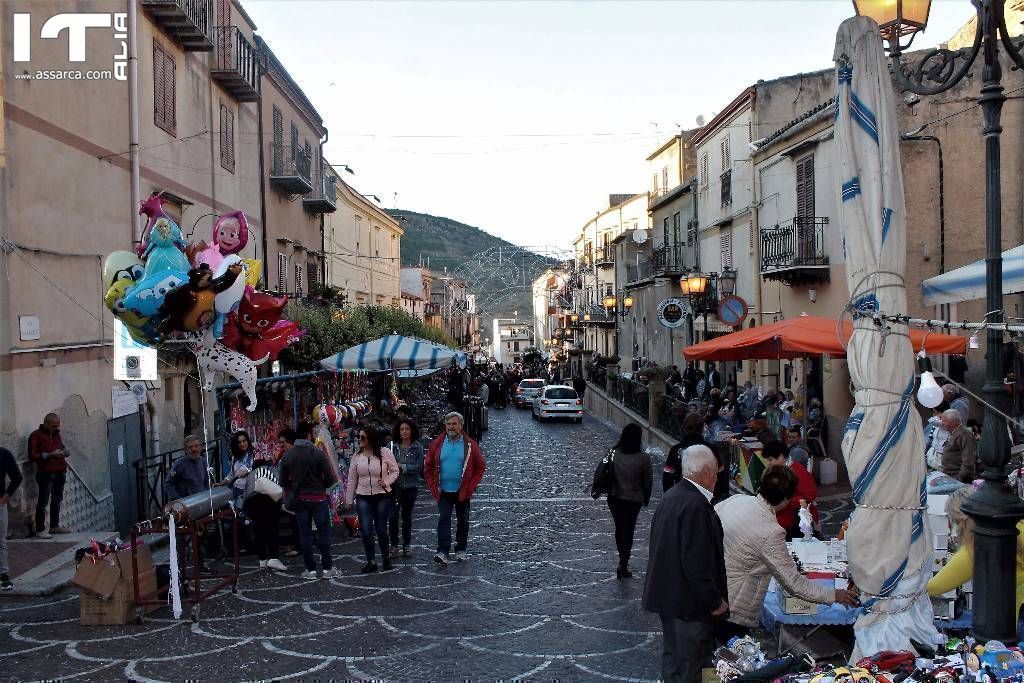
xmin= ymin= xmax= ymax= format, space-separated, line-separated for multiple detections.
xmin=853 ymin=0 xmax=1024 ymax=642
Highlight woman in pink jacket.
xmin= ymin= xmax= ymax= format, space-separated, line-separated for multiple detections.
xmin=344 ymin=427 xmax=400 ymax=573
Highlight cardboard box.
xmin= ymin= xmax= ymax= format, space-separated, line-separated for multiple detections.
xmin=79 ymin=569 xmax=158 ymax=625
xmin=73 ymin=545 xmax=155 ymax=598
xmin=783 ymin=595 xmax=819 ymax=615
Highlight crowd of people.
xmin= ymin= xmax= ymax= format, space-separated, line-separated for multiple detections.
xmin=163 ymin=410 xmax=486 ymax=579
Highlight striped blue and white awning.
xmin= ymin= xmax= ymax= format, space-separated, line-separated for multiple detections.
xmin=922 ymin=245 xmax=1024 ymax=306
xmin=320 ymin=335 xmax=462 ymax=373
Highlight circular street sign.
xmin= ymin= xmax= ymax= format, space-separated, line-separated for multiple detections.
xmin=657 ymin=298 xmax=687 ymax=328
xmin=718 ymin=295 xmax=748 ymax=328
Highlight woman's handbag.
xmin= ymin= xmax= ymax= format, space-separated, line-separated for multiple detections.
xmin=591 ymin=449 xmax=615 ymax=499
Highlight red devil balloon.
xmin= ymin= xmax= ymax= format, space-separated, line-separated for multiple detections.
xmin=221 ymin=291 xmax=304 ymax=361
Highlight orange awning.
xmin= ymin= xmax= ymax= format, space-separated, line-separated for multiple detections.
xmin=682 ymin=315 xmax=966 ymax=361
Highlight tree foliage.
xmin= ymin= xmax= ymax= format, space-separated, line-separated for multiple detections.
xmin=280 ymin=303 xmax=457 ymax=372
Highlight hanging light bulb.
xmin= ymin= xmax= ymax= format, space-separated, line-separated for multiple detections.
xmin=916 ymin=350 xmax=944 ymax=408
xmin=969 ymin=332 xmax=980 ymax=349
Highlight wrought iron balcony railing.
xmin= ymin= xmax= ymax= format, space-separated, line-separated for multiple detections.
xmin=626 ymin=261 xmax=654 ymax=285
xmin=142 ymin=0 xmax=213 ymax=50
xmin=652 ymin=242 xmax=697 ymax=277
xmin=269 ymin=142 xmax=313 ymax=195
xmin=595 ymin=245 xmax=615 ymax=268
xmin=210 ymin=26 xmax=260 ymax=101
xmin=760 ymin=216 xmax=830 ymax=285
xmin=303 ymin=171 xmax=337 ymax=213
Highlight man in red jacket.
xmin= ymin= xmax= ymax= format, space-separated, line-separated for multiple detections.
xmin=28 ymin=413 xmax=71 ymax=538
xmin=424 ymin=411 xmax=486 ymax=565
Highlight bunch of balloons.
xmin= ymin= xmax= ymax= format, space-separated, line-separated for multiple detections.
xmin=103 ymin=193 xmax=305 ymax=404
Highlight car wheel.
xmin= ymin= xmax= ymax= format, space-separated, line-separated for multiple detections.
xmin=575 ymin=417 xmax=583 ymax=424
xmin=531 ymin=411 xmax=538 ymax=420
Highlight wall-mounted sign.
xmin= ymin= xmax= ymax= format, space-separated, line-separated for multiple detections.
xmin=717 ymin=295 xmax=748 ymax=328
xmin=113 ymin=319 xmax=158 ymax=381
xmin=112 ymin=388 xmax=138 ymax=419
xmin=19 ymin=316 xmax=40 ymax=341
xmin=657 ymin=298 xmax=687 ymax=328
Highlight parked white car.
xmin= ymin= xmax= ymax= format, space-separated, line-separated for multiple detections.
xmin=515 ymin=378 xmax=546 ymax=408
xmin=532 ymin=385 xmax=583 ymax=423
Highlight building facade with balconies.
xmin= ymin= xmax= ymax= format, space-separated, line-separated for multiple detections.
xmin=256 ymin=35 xmax=329 ymax=299
xmin=324 ymin=178 xmax=402 ymax=307
xmin=570 ymin=194 xmax=647 ymax=358
xmin=0 ymin=0 xmax=264 ymax=532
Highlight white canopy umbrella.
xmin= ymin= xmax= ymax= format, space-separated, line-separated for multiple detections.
xmin=834 ymin=16 xmax=939 ymax=657
xmin=320 ymin=335 xmax=462 ymax=373
xmin=922 ymin=244 xmax=1024 ymax=306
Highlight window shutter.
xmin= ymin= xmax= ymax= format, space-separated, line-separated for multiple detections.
xmin=219 ymin=103 xmax=235 ymax=172
xmin=277 ymin=253 xmax=286 ymax=293
xmin=294 ymin=264 xmax=303 ymax=297
xmin=720 ymin=136 xmax=731 ymax=171
xmin=699 ymin=153 xmax=709 ymax=187
xmin=290 ymin=122 xmax=298 ymax=161
xmin=651 ymin=173 xmax=659 ymax=194
xmin=663 ymin=216 xmax=670 ymax=245
xmin=153 ymin=43 xmax=163 ymax=128
xmin=796 ymin=155 xmax=815 ymax=218
xmin=720 ymin=229 xmax=733 ymax=270
xmin=272 ymin=106 xmax=283 ymax=171
xmin=307 ymin=262 xmax=318 ymax=291
xmin=165 ymin=50 xmax=175 ymax=135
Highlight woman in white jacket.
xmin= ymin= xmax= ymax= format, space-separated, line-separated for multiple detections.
xmin=714 ymin=466 xmax=859 ymax=640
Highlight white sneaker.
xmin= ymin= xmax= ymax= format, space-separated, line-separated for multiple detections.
xmin=36 ymin=531 xmax=52 ymax=539
xmin=266 ymin=559 xmax=286 ymax=571
xmin=454 ymin=551 xmax=467 ymax=562
xmin=433 ymin=552 xmax=449 ymax=565
xmin=300 ymin=570 xmax=318 ymax=580
xmin=259 ymin=560 xmax=268 ymax=569
xmin=320 ymin=568 xmax=337 ymax=579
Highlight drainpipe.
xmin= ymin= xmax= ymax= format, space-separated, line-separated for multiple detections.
xmin=257 ymin=94 xmax=270 ymax=287
xmin=319 ymin=129 xmax=328 ymax=289
xmin=128 ymin=0 xmax=141 ymax=246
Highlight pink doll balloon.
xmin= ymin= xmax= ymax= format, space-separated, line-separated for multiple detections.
xmin=194 ymin=211 xmax=249 ymax=271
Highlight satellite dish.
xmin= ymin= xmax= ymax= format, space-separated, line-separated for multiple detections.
xmin=632 ymin=229 xmax=649 ymax=245
xmin=696 ymin=115 xmax=706 ymax=127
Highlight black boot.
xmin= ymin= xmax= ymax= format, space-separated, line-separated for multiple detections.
xmin=616 ymin=556 xmax=632 ymax=579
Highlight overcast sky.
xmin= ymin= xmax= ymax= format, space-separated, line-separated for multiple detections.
xmin=244 ymin=0 xmax=974 ymax=252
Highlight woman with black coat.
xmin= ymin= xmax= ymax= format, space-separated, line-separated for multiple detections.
xmin=663 ymin=412 xmax=708 ymax=493
xmin=606 ymin=423 xmax=653 ymax=579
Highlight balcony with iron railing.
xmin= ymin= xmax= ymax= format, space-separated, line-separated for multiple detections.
xmin=303 ymin=171 xmax=337 ymax=213
xmin=760 ymin=216 xmax=830 ymax=285
xmin=210 ymin=25 xmax=260 ymax=101
xmin=625 ymin=260 xmax=654 ymax=286
xmin=269 ymin=143 xmax=313 ymax=194
xmin=595 ymin=245 xmax=615 ymax=268
xmin=652 ymin=242 xmax=697 ymax=277
xmin=142 ymin=0 xmax=213 ymax=50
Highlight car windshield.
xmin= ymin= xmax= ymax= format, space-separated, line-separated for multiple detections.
xmin=546 ymin=388 xmax=578 ymax=399
xmin=520 ymin=380 xmax=545 ymax=389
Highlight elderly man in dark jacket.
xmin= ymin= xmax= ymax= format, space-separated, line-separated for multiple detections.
xmin=643 ymin=445 xmax=728 ymax=683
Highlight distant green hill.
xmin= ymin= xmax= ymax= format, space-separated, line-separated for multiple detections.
xmin=388 ymin=209 xmax=554 ymax=333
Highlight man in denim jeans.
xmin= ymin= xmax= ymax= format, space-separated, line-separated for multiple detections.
xmin=280 ymin=422 xmax=338 ymax=579
xmin=424 ymin=412 xmax=486 ymax=565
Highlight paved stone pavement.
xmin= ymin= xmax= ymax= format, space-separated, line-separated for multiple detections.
xmin=0 ymin=408 xmax=670 ymax=682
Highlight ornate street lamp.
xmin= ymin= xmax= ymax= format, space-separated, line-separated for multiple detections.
xmin=719 ymin=268 xmax=738 ymax=298
xmin=851 ymin=0 xmax=931 ymax=48
xmin=853 ymin=0 xmax=1024 ymax=643
xmin=603 ymin=294 xmax=618 ymax=310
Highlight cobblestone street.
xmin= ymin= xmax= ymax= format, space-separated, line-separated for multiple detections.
xmin=0 ymin=408 xmax=665 ymax=681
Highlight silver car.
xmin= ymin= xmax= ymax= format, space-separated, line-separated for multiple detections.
xmin=515 ymin=379 xmax=545 ymax=408
xmin=532 ymin=385 xmax=583 ymax=423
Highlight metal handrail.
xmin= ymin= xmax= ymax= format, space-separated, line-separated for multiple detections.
xmin=269 ymin=142 xmax=312 ymax=181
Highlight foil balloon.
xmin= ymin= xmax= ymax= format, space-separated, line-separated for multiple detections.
xmin=122 ymin=270 xmax=187 ymax=318
xmin=104 ymin=279 xmax=158 ymax=344
xmin=241 ymin=259 xmax=262 ymax=288
xmin=190 ymin=328 xmax=268 ymax=411
xmin=193 ymin=211 xmax=249 ymax=272
xmin=159 ymin=262 xmax=243 ymax=335
xmin=212 ymin=255 xmax=248 ymax=338
xmin=102 ymin=251 xmax=145 ymax=289
xmin=142 ymin=217 xmax=190 ymax=275
xmin=221 ymin=291 xmax=304 ymax=361
xmin=136 ymin=192 xmax=168 ymax=258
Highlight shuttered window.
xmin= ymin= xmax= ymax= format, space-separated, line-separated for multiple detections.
xmin=796 ymin=154 xmax=815 ymax=218
xmin=720 ymin=136 xmax=731 ymax=173
xmin=307 ymin=262 xmax=318 ymax=292
xmin=672 ymin=212 xmax=681 ymax=244
xmin=663 ymin=217 xmax=670 ymax=246
xmin=720 ymin=229 xmax=733 ymax=270
xmin=272 ymin=106 xmax=283 ymax=171
xmin=290 ymin=122 xmax=299 ymax=161
xmin=153 ymin=41 xmax=175 ymax=136
xmin=277 ymin=253 xmax=287 ymax=293
xmin=219 ymin=102 xmax=235 ymax=173
xmin=699 ymin=152 xmax=709 ymax=187
xmin=294 ymin=264 xmax=303 ymax=298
